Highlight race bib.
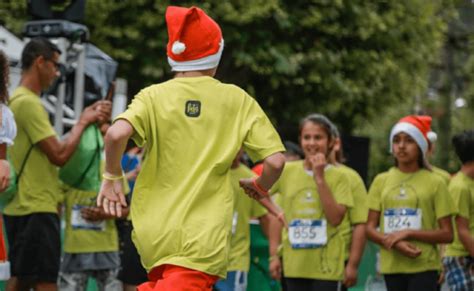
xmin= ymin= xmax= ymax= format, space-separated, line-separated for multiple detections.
xmin=384 ymin=208 xmax=422 ymax=234
xmin=289 ymin=219 xmax=327 ymax=249
xmin=71 ymin=204 xmax=106 ymax=231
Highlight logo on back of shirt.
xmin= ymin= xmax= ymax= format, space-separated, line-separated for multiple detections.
xmin=185 ymin=100 xmax=201 ymax=117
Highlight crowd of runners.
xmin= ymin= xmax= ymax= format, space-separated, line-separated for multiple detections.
xmin=0 ymin=5 xmax=473 ymax=291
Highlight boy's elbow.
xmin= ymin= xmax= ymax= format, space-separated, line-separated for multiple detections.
xmin=265 ymin=152 xmax=285 ymax=172
xmin=105 ymin=126 xmax=128 ymax=144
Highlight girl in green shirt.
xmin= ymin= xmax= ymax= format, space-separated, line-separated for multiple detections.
xmin=268 ymin=114 xmax=353 ymax=291
xmin=366 ymin=115 xmax=454 ymax=291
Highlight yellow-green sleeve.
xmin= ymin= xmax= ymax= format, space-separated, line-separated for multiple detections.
xmin=332 ymin=174 xmax=353 ymax=208
xmin=367 ymin=174 xmax=384 ymax=212
xmin=114 ymin=89 xmax=150 ymax=147
xmin=241 ymin=98 xmax=284 ymax=163
xmin=349 ymin=175 xmax=368 ymax=224
xmin=449 ymin=183 xmax=469 ymax=219
xmin=433 ymin=179 xmax=455 ymax=219
xmin=20 ymin=98 xmax=56 ymax=144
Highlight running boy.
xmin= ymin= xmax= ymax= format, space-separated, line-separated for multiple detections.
xmin=97 ymin=6 xmax=285 ymax=291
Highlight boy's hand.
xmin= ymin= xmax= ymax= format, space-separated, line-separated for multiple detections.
xmin=97 ymin=178 xmax=127 ymax=217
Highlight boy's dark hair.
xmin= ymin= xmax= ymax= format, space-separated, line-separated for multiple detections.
xmin=21 ymin=37 xmax=61 ymax=71
xmin=452 ymin=130 xmax=474 ymax=164
xmin=0 ymin=50 xmax=9 ymax=103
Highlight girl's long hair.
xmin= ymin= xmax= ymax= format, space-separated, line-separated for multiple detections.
xmin=0 ymin=50 xmax=9 ymax=104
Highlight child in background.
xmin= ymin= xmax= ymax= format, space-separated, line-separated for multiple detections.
xmin=117 ymin=142 xmax=148 ymax=291
xmin=59 ymin=121 xmax=127 ymax=291
xmin=366 ymin=115 xmax=454 ymax=291
xmin=443 ymin=130 xmax=474 ymax=290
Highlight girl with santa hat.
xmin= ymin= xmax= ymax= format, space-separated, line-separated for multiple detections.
xmin=366 ymin=115 xmax=455 ymax=291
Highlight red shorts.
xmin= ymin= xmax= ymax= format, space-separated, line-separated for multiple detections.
xmin=138 ymin=264 xmax=219 ymax=291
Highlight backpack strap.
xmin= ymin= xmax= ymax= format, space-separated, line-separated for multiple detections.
xmin=8 ymin=94 xmax=35 ymax=183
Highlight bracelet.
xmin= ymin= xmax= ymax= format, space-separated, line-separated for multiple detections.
xmin=252 ymin=178 xmax=269 ymax=196
xmin=269 ymin=255 xmax=279 ymax=262
xmin=102 ymin=173 xmax=124 ymax=181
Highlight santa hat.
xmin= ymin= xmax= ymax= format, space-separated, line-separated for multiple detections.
xmin=389 ymin=115 xmax=432 ymax=157
xmin=166 ymin=6 xmax=224 ymax=72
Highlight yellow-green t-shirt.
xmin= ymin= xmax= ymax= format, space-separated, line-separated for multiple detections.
xmin=116 ymin=76 xmax=284 ymax=278
xmin=228 ymin=164 xmax=267 ymax=272
xmin=432 ymin=166 xmax=451 ymax=185
xmin=272 ymin=160 xmax=353 ymax=281
xmin=63 ymin=185 xmax=119 ymax=253
xmin=368 ymin=167 xmax=455 ymax=274
xmin=338 ymin=164 xmax=368 ymax=260
xmin=445 ymin=172 xmax=474 ymax=257
xmin=5 ymin=87 xmax=60 ymax=215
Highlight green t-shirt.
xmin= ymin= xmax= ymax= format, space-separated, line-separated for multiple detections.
xmin=338 ymin=164 xmax=368 ymax=260
xmin=5 ymin=87 xmax=60 ymax=215
xmin=63 ymin=185 xmax=119 ymax=253
xmin=445 ymin=172 xmax=474 ymax=257
xmin=116 ymin=76 xmax=284 ymax=278
xmin=228 ymin=164 xmax=267 ymax=272
xmin=368 ymin=167 xmax=455 ymax=274
xmin=272 ymin=160 xmax=353 ymax=281
xmin=432 ymin=166 xmax=451 ymax=185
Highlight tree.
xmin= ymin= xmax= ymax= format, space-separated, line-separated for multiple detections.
xmin=1 ymin=0 xmax=454 ymax=137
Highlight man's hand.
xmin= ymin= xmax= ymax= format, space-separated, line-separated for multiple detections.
xmin=0 ymin=160 xmax=10 ymax=192
xmin=79 ymin=100 xmax=112 ymax=126
xmin=239 ymin=178 xmax=267 ymax=200
xmin=97 ymin=178 xmax=127 ymax=217
xmin=393 ymin=240 xmax=422 ymax=258
xmin=269 ymin=256 xmax=282 ymax=280
xmin=383 ymin=230 xmax=411 ymax=249
xmin=343 ymin=263 xmax=358 ymax=288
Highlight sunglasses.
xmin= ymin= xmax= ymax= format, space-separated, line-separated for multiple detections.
xmin=46 ymin=59 xmax=61 ymax=70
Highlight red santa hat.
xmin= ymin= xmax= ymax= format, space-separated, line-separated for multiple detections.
xmin=166 ymin=6 xmax=224 ymax=72
xmin=389 ymin=115 xmax=432 ymax=157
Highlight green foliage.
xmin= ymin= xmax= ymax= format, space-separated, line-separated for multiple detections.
xmin=2 ymin=0 xmax=466 ymax=180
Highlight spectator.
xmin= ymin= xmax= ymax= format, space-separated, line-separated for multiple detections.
xmin=4 ymin=37 xmax=110 ymax=291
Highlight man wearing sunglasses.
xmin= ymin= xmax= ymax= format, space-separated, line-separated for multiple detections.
xmin=4 ymin=37 xmax=111 ymax=291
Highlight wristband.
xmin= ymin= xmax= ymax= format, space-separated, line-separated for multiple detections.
xmin=252 ymin=178 xmax=269 ymax=196
xmin=269 ymin=255 xmax=279 ymax=262
xmin=102 ymin=173 xmax=124 ymax=181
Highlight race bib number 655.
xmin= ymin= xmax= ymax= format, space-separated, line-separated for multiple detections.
xmin=289 ymin=219 xmax=327 ymax=249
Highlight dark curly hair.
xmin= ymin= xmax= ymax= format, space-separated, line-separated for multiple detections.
xmin=0 ymin=50 xmax=9 ymax=104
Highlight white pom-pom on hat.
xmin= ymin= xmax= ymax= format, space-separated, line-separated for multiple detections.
xmin=172 ymin=41 xmax=186 ymax=55
xmin=427 ymin=131 xmax=437 ymax=143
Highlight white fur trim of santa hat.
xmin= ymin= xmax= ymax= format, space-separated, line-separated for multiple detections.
xmin=168 ymin=39 xmax=224 ymax=72
xmin=389 ymin=122 xmax=428 ymax=157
